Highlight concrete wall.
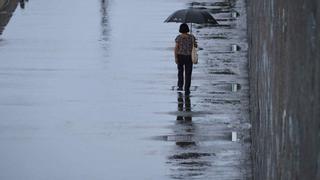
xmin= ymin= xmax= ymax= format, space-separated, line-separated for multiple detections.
xmin=0 ymin=0 xmax=7 ymax=10
xmin=247 ymin=0 xmax=320 ymax=179
xmin=0 ymin=0 xmax=18 ymax=35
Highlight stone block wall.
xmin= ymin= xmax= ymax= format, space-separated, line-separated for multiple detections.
xmin=247 ymin=0 xmax=320 ymax=179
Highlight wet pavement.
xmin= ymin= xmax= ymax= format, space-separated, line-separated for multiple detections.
xmin=0 ymin=0 xmax=251 ymax=179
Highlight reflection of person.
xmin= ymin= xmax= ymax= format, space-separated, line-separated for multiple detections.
xmin=176 ymin=92 xmax=194 ymax=147
xmin=176 ymin=92 xmax=192 ymax=122
xmin=174 ymin=23 xmax=197 ymax=94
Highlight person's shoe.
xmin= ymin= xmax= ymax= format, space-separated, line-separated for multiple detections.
xmin=185 ymin=90 xmax=190 ymax=95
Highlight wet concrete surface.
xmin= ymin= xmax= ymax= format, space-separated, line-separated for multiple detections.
xmin=0 ymin=0 xmax=251 ymax=179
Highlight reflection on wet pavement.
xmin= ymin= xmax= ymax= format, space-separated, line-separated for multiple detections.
xmin=100 ymin=0 xmax=110 ymax=53
xmin=167 ymin=92 xmax=211 ymax=179
xmin=0 ymin=0 xmax=251 ymax=179
xmin=164 ymin=0 xmax=252 ymax=179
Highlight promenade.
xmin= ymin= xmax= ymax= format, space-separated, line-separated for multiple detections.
xmin=0 ymin=0 xmax=251 ymax=179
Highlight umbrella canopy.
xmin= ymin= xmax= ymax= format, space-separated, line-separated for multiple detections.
xmin=164 ymin=9 xmax=218 ymax=24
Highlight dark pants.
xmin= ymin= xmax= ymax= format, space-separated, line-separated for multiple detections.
xmin=177 ymin=55 xmax=193 ymax=91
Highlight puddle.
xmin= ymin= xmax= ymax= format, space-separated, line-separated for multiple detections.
xmin=203 ymin=98 xmax=241 ymax=105
xmin=161 ymin=110 xmax=213 ymax=117
xmin=178 ymin=161 xmax=212 ymax=167
xmin=209 ymin=91 xmax=227 ymax=95
xmin=169 ymin=152 xmax=214 ymax=160
xmin=152 ymin=134 xmax=230 ymax=142
xmin=196 ymin=24 xmax=232 ymax=29
xmin=204 ymin=35 xmax=229 ymax=40
xmin=208 ymin=69 xmax=236 ymax=75
xmin=189 ymin=2 xmax=232 ymax=7
xmin=171 ymin=86 xmax=198 ymax=91
xmin=204 ymin=82 xmax=242 ymax=94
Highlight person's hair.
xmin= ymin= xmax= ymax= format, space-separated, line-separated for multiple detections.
xmin=179 ymin=23 xmax=189 ymax=33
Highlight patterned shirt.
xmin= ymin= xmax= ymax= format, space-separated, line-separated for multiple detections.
xmin=175 ymin=34 xmax=197 ymax=55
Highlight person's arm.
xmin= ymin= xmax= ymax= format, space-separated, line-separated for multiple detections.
xmin=174 ymin=42 xmax=179 ymax=64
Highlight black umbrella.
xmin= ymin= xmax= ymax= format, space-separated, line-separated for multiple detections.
xmin=164 ymin=8 xmax=218 ymax=32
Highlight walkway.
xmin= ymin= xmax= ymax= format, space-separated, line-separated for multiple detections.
xmin=0 ymin=0 xmax=251 ymax=179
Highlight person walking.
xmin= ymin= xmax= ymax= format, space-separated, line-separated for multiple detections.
xmin=174 ymin=23 xmax=197 ymax=95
